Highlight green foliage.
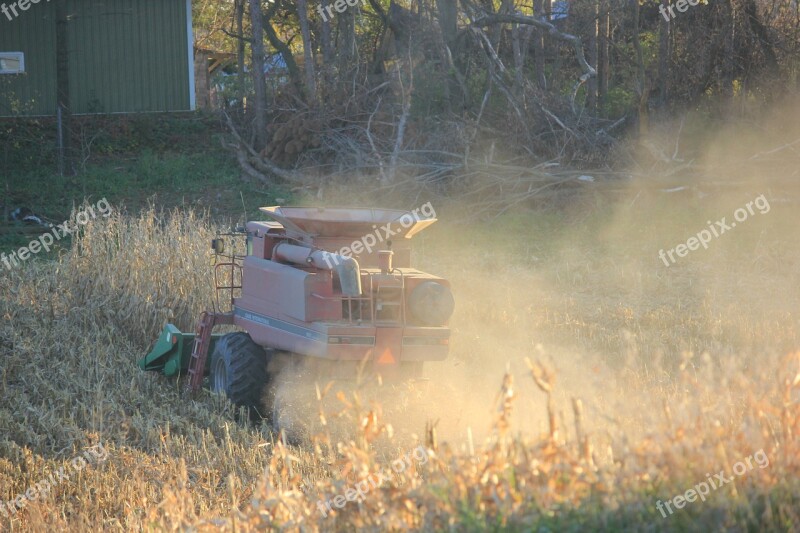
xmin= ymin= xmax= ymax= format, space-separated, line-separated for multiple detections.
xmin=410 ymin=62 xmax=451 ymax=116
xmin=212 ymin=71 xmax=250 ymax=108
xmin=193 ymin=0 xmax=238 ymax=54
xmin=1 ymin=112 xmax=292 ymax=254
xmin=639 ymin=29 xmax=660 ymax=66
xmin=602 ymin=86 xmax=636 ymax=117
xmin=0 ymin=78 xmax=37 ymax=117
xmin=0 ymin=118 xmax=58 ymax=175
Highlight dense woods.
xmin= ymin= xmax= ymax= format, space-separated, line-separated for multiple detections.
xmin=195 ymin=0 xmax=800 ymax=190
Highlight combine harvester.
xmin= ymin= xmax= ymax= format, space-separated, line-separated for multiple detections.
xmin=139 ymin=206 xmax=455 ymax=424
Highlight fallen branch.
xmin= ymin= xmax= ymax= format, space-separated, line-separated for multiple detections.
xmin=223 ymin=112 xmax=306 ymax=185
xmin=221 ymin=138 xmax=273 ymax=185
xmin=748 ymin=137 xmax=800 ymax=160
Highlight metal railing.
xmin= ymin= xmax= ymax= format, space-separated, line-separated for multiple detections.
xmin=214 ymin=260 xmax=242 ymax=313
xmin=310 ymin=270 xmax=407 ymax=325
xmin=211 ymin=230 xmax=246 ymax=313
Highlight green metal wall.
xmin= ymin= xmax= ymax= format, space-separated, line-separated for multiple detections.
xmin=0 ymin=6 xmax=56 ymax=115
xmin=0 ymin=0 xmax=192 ymax=116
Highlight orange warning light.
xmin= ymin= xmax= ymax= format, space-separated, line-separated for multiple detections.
xmin=376 ymin=348 xmax=396 ymax=365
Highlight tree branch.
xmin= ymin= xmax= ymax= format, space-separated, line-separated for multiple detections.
xmin=471 ymin=13 xmax=596 ymax=113
xmin=223 ymin=112 xmax=306 ymax=185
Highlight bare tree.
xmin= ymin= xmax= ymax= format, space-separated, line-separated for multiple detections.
xmin=321 ymin=0 xmax=333 ymax=65
xmin=338 ymin=7 xmax=357 ymax=69
xmin=658 ymin=0 xmax=670 ymax=107
xmin=598 ymin=0 xmax=609 ymax=108
xmin=296 ymin=0 xmax=318 ymax=103
xmin=587 ymin=0 xmax=599 ymax=112
xmin=533 ymin=0 xmax=546 ymax=89
xmin=249 ymin=0 xmax=268 ymax=149
xmin=470 ymin=11 xmax=597 ymax=112
xmin=630 ymin=0 xmax=648 ymax=136
xmin=436 ymin=0 xmax=458 ymax=46
xmin=236 ymin=0 xmax=246 ymax=109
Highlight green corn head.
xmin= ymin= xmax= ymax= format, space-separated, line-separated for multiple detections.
xmin=138 ymin=324 xmax=223 ymax=377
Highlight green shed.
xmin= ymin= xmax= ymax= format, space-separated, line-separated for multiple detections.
xmin=0 ymin=0 xmax=194 ymax=116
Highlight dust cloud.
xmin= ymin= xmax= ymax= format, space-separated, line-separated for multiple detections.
xmin=283 ymin=98 xmax=800 ymax=458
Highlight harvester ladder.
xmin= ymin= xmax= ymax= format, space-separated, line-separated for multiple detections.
xmin=375 ymin=284 xmax=403 ymax=322
xmin=374 ymin=271 xmax=406 ymax=324
xmin=186 ymin=311 xmax=233 ymax=392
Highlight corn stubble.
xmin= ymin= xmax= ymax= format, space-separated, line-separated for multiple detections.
xmin=0 ymin=203 xmax=798 ymax=532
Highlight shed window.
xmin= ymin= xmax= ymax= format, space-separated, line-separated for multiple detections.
xmin=0 ymin=52 xmax=24 ymax=74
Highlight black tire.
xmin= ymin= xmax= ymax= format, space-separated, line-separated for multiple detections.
xmin=210 ymin=332 xmax=268 ymax=414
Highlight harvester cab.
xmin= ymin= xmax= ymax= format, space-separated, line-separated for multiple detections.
xmin=139 ymin=206 xmax=454 ymax=416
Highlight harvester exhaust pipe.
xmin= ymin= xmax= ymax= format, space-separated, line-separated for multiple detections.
xmin=334 ymin=259 xmax=362 ymax=297
xmin=273 ymin=243 xmax=362 ymax=297
xmin=378 ymin=250 xmax=393 ymax=274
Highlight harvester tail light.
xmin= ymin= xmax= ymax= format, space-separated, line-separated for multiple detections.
xmin=376 ymin=348 xmax=396 ymax=365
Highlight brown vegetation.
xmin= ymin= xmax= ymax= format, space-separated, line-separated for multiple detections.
xmin=1 ymin=173 xmax=799 ymax=530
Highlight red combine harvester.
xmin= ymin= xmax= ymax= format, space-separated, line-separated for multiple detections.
xmin=140 ymin=206 xmax=454 ymax=419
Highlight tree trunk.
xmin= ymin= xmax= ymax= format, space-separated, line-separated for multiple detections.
xmin=436 ymin=0 xmax=457 ymax=46
xmin=631 ymin=0 xmax=648 ymax=136
xmin=236 ymin=0 xmax=246 ymax=110
xmin=249 ymin=0 xmax=268 ymax=150
xmin=720 ymin=0 xmax=736 ymax=102
xmin=499 ymin=0 xmax=525 ymax=96
xmin=743 ymin=0 xmax=779 ymax=107
xmin=263 ymin=17 xmax=304 ymax=93
xmin=587 ymin=0 xmax=599 ymax=112
xmin=321 ymin=0 xmax=333 ymax=64
xmin=533 ymin=0 xmax=546 ymax=89
xmin=434 ymin=0 xmax=467 ymax=111
xmin=439 ymin=0 xmax=457 ymax=97
xmin=657 ymin=0 xmax=670 ymax=107
xmin=512 ymin=19 xmax=524 ymax=96
xmin=598 ymin=0 xmax=609 ymax=109
xmin=338 ymin=8 xmax=357 ymax=69
xmin=296 ymin=0 xmax=318 ymax=103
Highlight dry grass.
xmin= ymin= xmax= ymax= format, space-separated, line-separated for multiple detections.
xmin=1 ymin=189 xmax=799 ymax=532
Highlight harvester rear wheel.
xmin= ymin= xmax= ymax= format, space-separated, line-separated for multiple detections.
xmin=210 ymin=332 xmax=268 ymax=416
